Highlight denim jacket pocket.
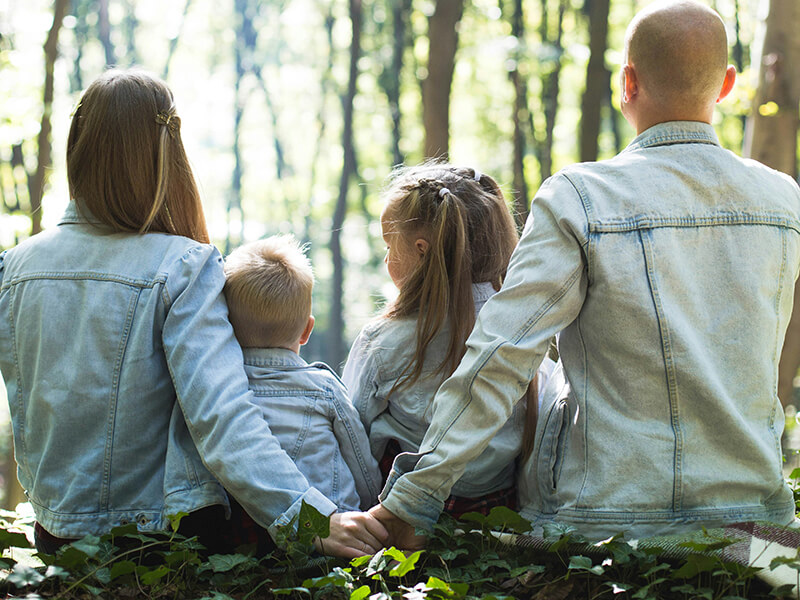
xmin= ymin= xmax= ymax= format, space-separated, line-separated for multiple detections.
xmin=535 ymin=395 xmax=570 ymax=513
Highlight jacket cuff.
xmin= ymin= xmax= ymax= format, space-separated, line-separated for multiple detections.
xmin=379 ymin=474 xmax=444 ymax=532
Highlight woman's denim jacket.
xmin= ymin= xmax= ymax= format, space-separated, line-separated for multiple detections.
xmin=380 ymin=122 xmax=800 ymax=539
xmin=343 ymin=283 xmax=553 ymax=498
xmin=0 ymin=203 xmax=337 ymax=539
xmin=243 ymin=347 xmax=381 ymax=511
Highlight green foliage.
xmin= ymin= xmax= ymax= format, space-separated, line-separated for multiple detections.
xmin=0 ymin=504 xmax=796 ymax=599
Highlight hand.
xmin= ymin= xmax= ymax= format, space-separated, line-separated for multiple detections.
xmin=312 ymin=511 xmax=390 ymax=558
xmin=368 ymin=504 xmax=427 ymax=551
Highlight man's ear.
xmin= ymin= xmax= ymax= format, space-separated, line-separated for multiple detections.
xmin=299 ymin=315 xmax=315 ymax=346
xmin=622 ymin=64 xmax=639 ymax=103
xmin=716 ymin=65 xmax=736 ymax=103
xmin=415 ymin=238 xmax=429 ymax=256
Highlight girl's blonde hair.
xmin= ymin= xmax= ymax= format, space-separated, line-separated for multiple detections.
xmin=382 ymin=163 xmax=519 ymax=396
xmin=67 ymin=68 xmax=209 ymax=243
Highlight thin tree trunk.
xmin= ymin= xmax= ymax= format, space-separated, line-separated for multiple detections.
xmin=98 ymin=0 xmax=116 ymax=67
xmin=422 ymin=0 xmax=464 ymax=159
xmin=30 ymin=0 xmax=69 ymax=236
xmin=163 ymin=0 xmax=193 ymax=79
xmin=329 ymin=0 xmax=362 ymax=369
xmin=508 ymin=0 xmax=530 ymax=228
xmin=536 ymin=0 xmax=566 ymax=183
xmin=387 ymin=0 xmax=411 ymax=167
xmin=743 ymin=0 xmax=800 ymax=408
xmin=579 ymin=0 xmax=610 ymax=163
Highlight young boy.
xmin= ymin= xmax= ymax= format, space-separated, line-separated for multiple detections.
xmin=224 ymin=235 xmax=380 ymax=512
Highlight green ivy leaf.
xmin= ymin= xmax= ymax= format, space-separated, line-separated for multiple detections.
xmin=389 ymin=550 xmax=423 ymax=577
xmin=140 ymin=564 xmax=171 ymax=585
xmin=53 ymin=545 xmax=90 ymax=569
xmin=426 ymin=576 xmax=468 ymax=597
xmin=297 ymin=501 xmax=330 ymax=545
xmin=109 ymin=560 xmax=137 ymax=580
xmin=672 ymin=554 xmax=719 ymax=579
xmin=71 ymin=534 xmax=103 ymax=558
xmin=44 ymin=565 xmax=69 ymax=580
xmin=351 ymin=584 xmax=371 ymax=600
xmin=7 ymin=563 xmax=44 ymax=588
xmin=568 ymin=555 xmax=605 ymax=576
xmin=202 ymin=553 xmax=255 ymax=573
xmin=272 ymin=587 xmax=311 ymax=596
xmin=483 ymin=507 xmax=532 ymax=533
xmin=0 ymin=528 xmax=31 ymax=552
xmin=167 ymin=511 xmax=189 ymax=531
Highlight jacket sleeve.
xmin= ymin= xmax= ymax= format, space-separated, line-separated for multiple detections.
xmin=328 ymin=384 xmax=383 ymax=509
xmin=380 ymin=173 xmax=590 ymax=529
xmin=162 ymin=244 xmax=337 ymax=539
xmin=341 ymin=328 xmax=387 ymax=435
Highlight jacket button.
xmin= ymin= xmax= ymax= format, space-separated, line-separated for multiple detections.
xmin=136 ymin=514 xmax=149 ymax=526
xmin=120 ymin=519 xmax=129 ymax=525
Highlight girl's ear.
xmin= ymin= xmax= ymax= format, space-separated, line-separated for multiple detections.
xmin=415 ymin=238 xmax=429 ymax=256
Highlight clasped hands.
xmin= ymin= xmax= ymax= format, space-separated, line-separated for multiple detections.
xmin=313 ymin=504 xmax=426 ymax=558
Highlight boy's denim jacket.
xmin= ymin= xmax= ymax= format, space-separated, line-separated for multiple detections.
xmin=0 ymin=202 xmax=337 ymax=540
xmin=242 ymin=348 xmax=381 ymax=511
xmin=343 ymin=283 xmax=554 ymax=498
xmin=380 ymin=122 xmax=800 ymax=539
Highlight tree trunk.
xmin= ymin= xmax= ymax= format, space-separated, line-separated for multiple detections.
xmin=163 ymin=0 xmax=193 ymax=79
xmin=579 ymin=0 xmax=610 ymax=163
xmin=329 ymin=0 xmax=362 ymax=369
xmin=422 ymin=0 xmax=464 ymax=159
xmin=387 ymin=0 xmax=411 ymax=167
xmin=98 ymin=0 xmax=116 ymax=67
xmin=535 ymin=0 xmax=566 ymax=183
xmin=743 ymin=0 xmax=800 ymax=408
xmin=508 ymin=0 xmax=530 ymax=228
xmin=29 ymin=0 xmax=69 ymax=236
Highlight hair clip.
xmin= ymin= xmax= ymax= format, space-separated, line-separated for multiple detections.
xmin=155 ymin=111 xmax=180 ymax=137
xmin=438 ymin=187 xmax=450 ymax=199
xmin=473 ymin=169 xmax=481 ymax=181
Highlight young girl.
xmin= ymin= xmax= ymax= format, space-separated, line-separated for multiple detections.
xmin=0 ymin=68 xmax=386 ymax=558
xmin=342 ymin=163 xmax=555 ymax=516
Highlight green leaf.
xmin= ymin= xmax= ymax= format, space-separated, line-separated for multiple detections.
xmin=71 ymin=534 xmax=103 ymax=558
xmin=0 ymin=528 xmax=31 ymax=551
xmin=483 ymin=507 xmax=532 ymax=533
xmin=53 ymin=545 xmax=90 ymax=569
xmin=297 ymin=501 xmax=330 ymax=545
xmin=272 ymin=587 xmax=311 ymax=596
xmin=167 ymin=511 xmax=189 ymax=531
xmin=438 ymin=548 xmax=468 ymax=561
xmin=140 ymin=564 xmax=171 ymax=585
xmin=44 ymin=565 xmax=69 ymax=580
xmin=672 ymin=554 xmax=719 ymax=579
xmin=7 ymin=563 xmax=44 ymax=588
xmin=567 ymin=555 xmax=604 ymax=575
xmin=203 ymin=553 xmax=255 ymax=573
xmin=389 ymin=550 xmax=423 ymax=577
xmin=109 ymin=560 xmax=137 ymax=580
xmin=351 ymin=584 xmax=371 ymax=600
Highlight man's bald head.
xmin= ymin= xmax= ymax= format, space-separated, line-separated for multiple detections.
xmin=625 ymin=1 xmax=728 ymax=111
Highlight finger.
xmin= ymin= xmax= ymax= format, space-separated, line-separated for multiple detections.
xmin=363 ymin=515 xmax=390 ymax=545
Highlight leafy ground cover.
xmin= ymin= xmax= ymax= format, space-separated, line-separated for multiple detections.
xmin=0 ymin=473 xmax=798 ymax=600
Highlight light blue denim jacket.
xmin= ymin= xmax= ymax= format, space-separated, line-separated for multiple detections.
xmin=343 ymin=283 xmax=554 ymax=498
xmin=0 ymin=202 xmax=337 ymax=540
xmin=242 ymin=348 xmax=381 ymax=511
xmin=381 ymin=122 xmax=800 ymax=539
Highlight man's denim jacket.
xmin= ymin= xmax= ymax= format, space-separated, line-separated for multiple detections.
xmin=381 ymin=122 xmax=800 ymax=539
xmin=0 ymin=202 xmax=337 ymax=540
xmin=243 ymin=348 xmax=381 ymax=511
xmin=343 ymin=283 xmax=554 ymax=498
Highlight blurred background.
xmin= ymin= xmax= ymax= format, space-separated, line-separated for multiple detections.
xmin=0 ymin=0 xmax=798 ymax=507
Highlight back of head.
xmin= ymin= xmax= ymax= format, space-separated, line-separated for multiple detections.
xmin=383 ymin=162 xmax=519 ymax=389
xmin=625 ymin=0 xmax=728 ymax=112
xmin=223 ymin=235 xmax=314 ymax=349
xmin=67 ymin=68 xmax=209 ymax=243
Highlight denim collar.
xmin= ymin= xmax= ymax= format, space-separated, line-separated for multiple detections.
xmin=242 ymin=347 xmax=308 ymax=368
xmin=58 ymin=200 xmax=103 ymax=226
xmin=623 ymin=121 xmax=720 ymax=154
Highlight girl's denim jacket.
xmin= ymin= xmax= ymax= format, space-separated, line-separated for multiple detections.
xmin=242 ymin=347 xmax=381 ymax=511
xmin=0 ymin=203 xmax=337 ymax=540
xmin=380 ymin=122 xmax=800 ymax=539
xmin=342 ymin=283 xmax=554 ymax=498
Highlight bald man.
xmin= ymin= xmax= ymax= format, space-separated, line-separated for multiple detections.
xmin=371 ymin=0 xmax=800 ymax=546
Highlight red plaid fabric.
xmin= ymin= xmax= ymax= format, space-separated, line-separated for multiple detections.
xmin=379 ymin=439 xmax=518 ymax=519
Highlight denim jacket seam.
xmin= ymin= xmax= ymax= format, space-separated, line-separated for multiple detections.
xmin=7 ymin=285 xmax=30 ymax=484
xmin=640 ymin=229 xmax=683 ymax=510
xmin=589 ymin=214 xmax=800 ymax=233
xmin=769 ymin=229 xmax=788 ymax=456
xmin=329 ymin=389 xmax=378 ymax=498
xmin=3 ymin=271 xmax=166 ymax=289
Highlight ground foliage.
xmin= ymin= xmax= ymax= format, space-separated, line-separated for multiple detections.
xmin=0 ymin=476 xmax=798 ymax=600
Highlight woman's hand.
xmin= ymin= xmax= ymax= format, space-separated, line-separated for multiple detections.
xmin=312 ymin=511 xmax=390 ymax=558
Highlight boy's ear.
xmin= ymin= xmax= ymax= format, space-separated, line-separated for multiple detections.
xmin=299 ymin=315 xmax=315 ymax=346
xmin=621 ymin=64 xmax=639 ymax=103
xmin=415 ymin=238 xmax=429 ymax=256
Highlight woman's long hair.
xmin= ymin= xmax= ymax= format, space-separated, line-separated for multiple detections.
xmin=67 ymin=68 xmax=209 ymax=243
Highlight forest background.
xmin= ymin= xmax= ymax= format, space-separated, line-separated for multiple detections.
xmin=0 ymin=0 xmax=798 ymax=511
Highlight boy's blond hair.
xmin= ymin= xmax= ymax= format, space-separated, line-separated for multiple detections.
xmin=224 ymin=235 xmax=314 ymax=349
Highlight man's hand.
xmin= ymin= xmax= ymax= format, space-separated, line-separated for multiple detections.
xmin=312 ymin=511 xmax=390 ymax=558
xmin=368 ymin=504 xmax=427 ymax=551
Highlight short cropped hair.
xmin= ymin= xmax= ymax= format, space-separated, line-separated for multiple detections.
xmin=223 ymin=235 xmax=314 ymax=349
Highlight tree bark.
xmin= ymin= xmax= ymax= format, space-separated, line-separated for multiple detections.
xmin=743 ymin=0 xmax=800 ymax=408
xmin=579 ymin=0 xmax=610 ymax=163
xmin=329 ymin=0 xmax=362 ymax=369
xmin=508 ymin=0 xmax=530 ymax=228
xmin=535 ymin=0 xmax=566 ymax=183
xmin=387 ymin=0 xmax=411 ymax=167
xmin=98 ymin=0 xmax=116 ymax=67
xmin=422 ymin=0 xmax=464 ymax=159
xmin=29 ymin=0 xmax=69 ymax=236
